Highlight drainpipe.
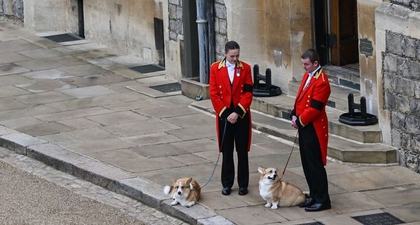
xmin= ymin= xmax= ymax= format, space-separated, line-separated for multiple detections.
xmin=196 ymin=0 xmax=209 ymax=84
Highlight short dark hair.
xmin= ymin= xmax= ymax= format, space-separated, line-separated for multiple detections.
xmin=225 ymin=41 xmax=240 ymax=53
xmin=301 ymin=49 xmax=320 ymax=64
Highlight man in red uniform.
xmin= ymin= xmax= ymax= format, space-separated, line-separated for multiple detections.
xmin=209 ymin=41 xmax=253 ymax=196
xmin=291 ymin=49 xmax=331 ymax=211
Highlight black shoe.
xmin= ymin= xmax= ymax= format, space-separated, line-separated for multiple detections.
xmin=222 ymin=187 xmax=231 ymax=195
xmin=238 ymin=187 xmax=248 ymax=195
xmin=305 ymin=202 xmax=331 ymax=212
xmin=299 ymin=197 xmax=314 ymax=208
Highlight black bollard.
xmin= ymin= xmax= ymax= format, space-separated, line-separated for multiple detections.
xmin=339 ymin=93 xmax=378 ymax=126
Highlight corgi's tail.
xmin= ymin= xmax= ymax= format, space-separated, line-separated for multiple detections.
xmin=163 ymin=185 xmax=172 ymax=195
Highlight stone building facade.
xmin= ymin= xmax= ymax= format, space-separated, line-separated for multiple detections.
xmin=7 ymin=0 xmax=420 ymax=173
xmin=376 ymin=2 xmax=420 ymax=172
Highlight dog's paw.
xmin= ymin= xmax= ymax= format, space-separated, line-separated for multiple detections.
xmin=271 ymin=205 xmax=278 ymax=209
xmin=170 ymin=200 xmax=178 ymax=206
xmin=264 ymin=203 xmax=271 ymax=208
xmin=186 ymin=201 xmax=195 ymax=208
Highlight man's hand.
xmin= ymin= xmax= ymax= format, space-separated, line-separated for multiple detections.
xmin=291 ymin=115 xmax=298 ymax=129
xmin=227 ymin=112 xmax=239 ymax=124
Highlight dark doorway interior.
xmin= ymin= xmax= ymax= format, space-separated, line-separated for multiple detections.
xmin=314 ymin=0 xmax=359 ymax=67
xmin=78 ymin=0 xmax=85 ymax=38
xmin=154 ymin=18 xmax=165 ymax=67
xmin=182 ymin=0 xmax=199 ymax=78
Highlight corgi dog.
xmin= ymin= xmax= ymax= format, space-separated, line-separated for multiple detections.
xmin=258 ymin=166 xmax=307 ymax=209
xmin=163 ymin=177 xmax=201 ymax=208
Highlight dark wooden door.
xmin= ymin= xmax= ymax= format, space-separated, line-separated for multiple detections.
xmin=330 ymin=0 xmax=358 ymax=66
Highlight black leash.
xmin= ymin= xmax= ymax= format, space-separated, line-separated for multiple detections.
xmin=200 ymin=119 xmax=227 ymax=189
xmin=280 ymin=131 xmax=299 ymax=180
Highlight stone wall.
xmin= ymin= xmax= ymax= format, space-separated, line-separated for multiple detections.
xmin=0 ymin=0 xmax=23 ymax=25
xmin=214 ymin=0 xmax=227 ymax=61
xmin=167 ymin=0 xmax=227 ymax=58
xmin=383 ymin=31 xmax=420 ymax=173
xmin=168 ymin=0 xmax=182 ymax=41
xmin=390 ymin=0 xmax=420 ymax=11
xmin=165 ymin=0 xmax=227 ymax=80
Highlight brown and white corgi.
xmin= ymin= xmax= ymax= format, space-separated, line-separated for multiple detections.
xmin=258 ymin=166 xmax=307 ymax=209
xmin=163 ymin=177 xmax=201 ymax=208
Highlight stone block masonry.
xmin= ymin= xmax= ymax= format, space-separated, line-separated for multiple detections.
xmin=391 ymin=0 xmax=420 ymax=12
xmin=0 ymin=0 xmax=23 ymax=25
xmin=383 ymin=31 xmax=420 ymax=173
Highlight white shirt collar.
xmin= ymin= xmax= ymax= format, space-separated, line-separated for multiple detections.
xmin=226 ymin=61 xmax=235 ymax=68
xmin=309 ymin=65 xmax=321 ymax=77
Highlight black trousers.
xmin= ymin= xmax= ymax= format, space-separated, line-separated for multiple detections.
xmin=298 ymin=123 xmax=330 ymax=204
xmin=219 ymin=113 xmax=250 ymax=189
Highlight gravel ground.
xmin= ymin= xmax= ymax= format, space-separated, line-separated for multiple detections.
xmin=0 ymin=148 xmax=187 ymax=225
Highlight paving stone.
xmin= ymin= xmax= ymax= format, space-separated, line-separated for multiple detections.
xmin=65 ymin=127 xmax=117 ymax=141
xmin=62 ymin=138 xmax=137 ymax=155
xmin=86 ymin=111 xmax=148 ymax=126
xmin=17 ymin=80 xmax=75 ymax=93
xmin=35 ymin=107 xmax=113 ymax=122
xmin=0 ymin=74 xmax=34 ymax=86
xmin=0 ymin=105 xmax=60 ymax=121
xmin=0 ymin=39 xmax=40 ymax=53
xmin=16 ymin=59 xmax=65 ymax=71
xmin=166 ymin=125 xmax=216 ymax=140
xmin=57 ymin=118 xmax=100 ymax=129
xmin=0 ymin=98 xmax=27 ymax=111
xmin=58 ymin=64 xmax=110 ymax=77
xmin=61 ymin=86 xmax=117 ymax=99
xmin=122 ymin=132 xmax=182 ymax=147
xmin=0 ymin=63 xmax=31 ymax=76
xmin=0 ymin=85 xmax=30 ymax=98
xmin=104 ymin=119 xmax=180 ymax=136
xmin=14 ymin=90 xmax=75 ymax=105
xmin=330 ymin=192 xmax=384 ymax=214
xmin=217 ymin=206 xmax=288 ymax=224
xmin=21 ymin=69 xmax=74 ymax=79
xmin=364 ymin=184 xmax=420 ymax=207
xmin=46 ymin=95 xmax=124 ymax=111
xmin=15 ymin=122 xmax=75 ymax=136
xmin=199 ymin=191 xmax=249 ymax=210
xmin=62 ymin=73 xmax=130 ymax=87
xmin=0 ymin=52 xmax=31 ymax=64
xmin=18 ymin=48 xmax=63 ymax=59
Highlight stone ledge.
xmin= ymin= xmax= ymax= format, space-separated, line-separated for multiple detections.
xmin=181 ymin=77 xmax=210 ymax=100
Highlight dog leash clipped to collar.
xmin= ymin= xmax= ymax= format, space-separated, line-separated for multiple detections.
xmin=200 ymin=120 xmax=227 ymax=189
xmin=280 ymin=131 xmax=299 ymax=180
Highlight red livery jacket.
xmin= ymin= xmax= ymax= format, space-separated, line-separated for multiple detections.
xmin=291 ymin=67 xmax=331 ymax=165
xmin=209 ymin=59 xmax=253 ymax=152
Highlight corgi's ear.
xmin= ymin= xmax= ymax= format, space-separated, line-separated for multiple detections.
xmin=173 ymin=179 xmax=177 ymax=185
xmin=258 ymin=166 xmax=265 ymax=174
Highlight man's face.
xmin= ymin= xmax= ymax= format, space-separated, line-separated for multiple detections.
xmin=224 ymin=49 xmax=240 ymax=64
xmin=301 ymin=58 xmax=319 ymax=73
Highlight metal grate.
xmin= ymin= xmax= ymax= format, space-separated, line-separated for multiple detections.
xmin=43 ymin=33 xmax=84 ymax=43
xmin=352 ymin=212 xmax=405 ymax=225
xmin=129 ymin=64 xmax=165 ymax=74
xmin=149 ymin=83 xmax=181 ymax=93
xmin=297 ymin=222 xmax=325 ymax=225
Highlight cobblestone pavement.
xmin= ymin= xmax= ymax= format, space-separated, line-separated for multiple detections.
xmin=0 ymin=147 xmax=188 ymax=225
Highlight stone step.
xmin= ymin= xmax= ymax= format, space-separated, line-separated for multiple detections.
xmin=251 ymin=94 xmax=382 ymax=143
xmin=323 ymin=65 xmax=360 ymax=91
xmin=288 ymin=81 xmax=360 ymax=112
xmin=190 ymin=99 xmax=397 ymax=164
